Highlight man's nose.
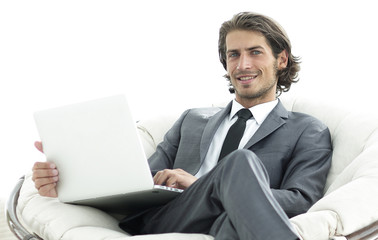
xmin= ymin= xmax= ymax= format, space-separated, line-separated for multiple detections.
xmin=237 ymin=54 xmax=252 ymax=70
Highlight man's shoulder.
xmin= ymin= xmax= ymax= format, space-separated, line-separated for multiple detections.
xmin=184 ymin=106 xmax=225 ymax=119
xmin=275 ymin=100 xmax=327 ymax=129
xmin=286 ymin=110 xmax=328 ymax=132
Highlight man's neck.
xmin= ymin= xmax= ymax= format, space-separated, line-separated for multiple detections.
xmin=235 ymin=97 xmax=277 ymax=109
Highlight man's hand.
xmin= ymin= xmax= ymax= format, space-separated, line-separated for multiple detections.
xmin=153 ymin=168 xmax=197 ymax=190
xmin=32 ymin=141 xmax=59 ymax=198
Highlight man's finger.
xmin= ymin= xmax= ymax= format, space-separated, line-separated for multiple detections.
xmin=154 ymin=169 xmax=176 ymax=185
xmin=32 ymin=162 xmax=56 ymax=171
xmin=38 ymin=183 xmax=58 ymax=198
xmin=154 ymin=170 xmax=169 ymax=185
xmin=166 ymin=177 xmax=178 ymax=188
xmin=32 ymin=169 xmax=58 ymax=181
xmin=34 ymin=176 xmax=59 ymax=189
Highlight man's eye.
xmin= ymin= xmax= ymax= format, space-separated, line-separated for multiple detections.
xmin=228 ymin=53 xmax=239 ymax=58
xmin=251 ymin=50 xmax=262 ymax=55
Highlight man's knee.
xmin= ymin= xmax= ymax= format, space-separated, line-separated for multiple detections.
xmin=220 ymin=149 xmax=259 ymax=167
xmin=219 ymin=149 xmax=269 ymax=182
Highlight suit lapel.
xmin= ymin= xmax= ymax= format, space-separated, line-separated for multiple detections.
xmin=198 ymin=100 xmax=288 ymax=162
xmin=244 ymin=100 xmax=289 ymax=149
xmin=199 ymin=101 xmax=232 ymax=162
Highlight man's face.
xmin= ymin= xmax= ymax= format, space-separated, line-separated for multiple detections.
xmin=226 ymin=30 xmax=287 ymax=107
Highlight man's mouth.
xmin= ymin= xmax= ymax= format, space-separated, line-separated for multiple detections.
xmin=238 ymin=76 xmax=256 ymax=81
xmin=237 ymin=73 xmax=259 ymax=82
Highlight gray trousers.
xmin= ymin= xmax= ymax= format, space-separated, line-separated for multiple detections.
xmin=119 ymin=150 xmax=299 ymax=240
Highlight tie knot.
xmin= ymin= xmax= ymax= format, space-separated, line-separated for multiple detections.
xmin=236 ymin=108 xmax=252 ymax=121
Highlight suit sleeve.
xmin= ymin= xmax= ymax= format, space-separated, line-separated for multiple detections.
xmin=271 ymin=119 xmax=332 ymax=218
xmin=147 ymin=110 xmax=190 ymax=176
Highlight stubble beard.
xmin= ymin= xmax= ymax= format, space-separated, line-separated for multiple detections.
xmin=235 ymin=79 xmax=277 ymax=100
xmin=232 ymin=61 xmax=279 ymax=100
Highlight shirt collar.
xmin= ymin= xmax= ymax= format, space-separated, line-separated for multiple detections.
xmin=229 ymin=99 xmax=279 ymax=125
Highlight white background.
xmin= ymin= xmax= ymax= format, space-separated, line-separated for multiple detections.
xmin=1 ymin=0 xmax=377 ymax=197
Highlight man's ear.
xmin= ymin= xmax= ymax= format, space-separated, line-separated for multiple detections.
xmin=277 ymin=50 xmax=289 ymax=69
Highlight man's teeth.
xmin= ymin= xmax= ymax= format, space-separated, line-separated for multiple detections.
xmin=239 ymin=76 xmax=256 ymax=80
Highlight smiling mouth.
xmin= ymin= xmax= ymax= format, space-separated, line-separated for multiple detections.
xmin=239 ymin=76 xmax=256 ymax=81
xmin=237 ymin=73 xmax=259 ymax=82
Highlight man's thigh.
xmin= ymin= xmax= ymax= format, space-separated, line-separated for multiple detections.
xmin=121 ymin=150 xmax=298 ymax=240
xmin=137 ymin=150 xmax=269 ymax=234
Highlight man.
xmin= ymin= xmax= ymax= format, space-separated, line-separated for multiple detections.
xmin=32 ymin=12 xmax=332 ymax=239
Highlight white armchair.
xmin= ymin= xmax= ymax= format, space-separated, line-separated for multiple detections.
xmin=6 ymin=95 xmax=378 ymax=240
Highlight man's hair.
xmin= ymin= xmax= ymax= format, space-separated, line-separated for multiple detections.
xmin=218 ymin=12 xmax=301 ymax=96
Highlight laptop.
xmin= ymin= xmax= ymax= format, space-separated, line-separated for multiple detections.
xmin=34 ymin=94 xmax=183 ymax=214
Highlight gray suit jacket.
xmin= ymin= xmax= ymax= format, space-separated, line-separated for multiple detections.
xmin=148 ymin=100 xmax=332 ymax=218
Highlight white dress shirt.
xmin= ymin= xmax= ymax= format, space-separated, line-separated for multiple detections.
xmin=195 ymin=99 xmax=279 ymax=178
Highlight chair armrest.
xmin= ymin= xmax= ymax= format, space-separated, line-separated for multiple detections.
xmin=17 ymin=173 xmax=128 ymax=240
xmin=6 ymin=175 xmax=42 ymax=240
xmin=345 ymin=220 xmax=378 ymax=240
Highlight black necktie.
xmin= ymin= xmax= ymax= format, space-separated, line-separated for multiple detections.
xmin=218 ymin=108 xmax=253 ymax=161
